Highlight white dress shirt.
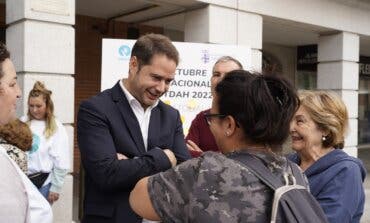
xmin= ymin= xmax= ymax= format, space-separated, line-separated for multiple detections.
xmin=120 ymin=80 xmax=160 ymax=223
xmin=120 ymin=80 xmax=158 ymax=150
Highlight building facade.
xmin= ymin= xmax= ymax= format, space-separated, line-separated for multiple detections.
xmin=3 ymin=0 xmax=370 ymax=222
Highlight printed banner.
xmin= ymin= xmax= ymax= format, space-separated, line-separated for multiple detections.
xmin=101 ymin=39 xmax=251 ymax=134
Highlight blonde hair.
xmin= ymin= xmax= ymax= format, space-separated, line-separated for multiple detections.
xmin=27 ymin=81 xmax=57 ymax=138
xmin=299 ymin=90 xmax=348 ymax=149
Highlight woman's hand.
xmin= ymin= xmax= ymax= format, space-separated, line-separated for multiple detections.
xmin=186 ymin=140 xmax=203 ymax=153
xmin=47 ymin=191 xmax=59 ymax=204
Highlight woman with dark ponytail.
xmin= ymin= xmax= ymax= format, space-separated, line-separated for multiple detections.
xmin=128 ymin=70 xmax=312 ymax=222
xmin=21 ymin=81 xmax=70 ymax=205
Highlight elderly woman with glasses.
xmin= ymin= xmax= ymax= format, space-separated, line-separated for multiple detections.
xmin=128 ymin=70 xmax=304 ymax=222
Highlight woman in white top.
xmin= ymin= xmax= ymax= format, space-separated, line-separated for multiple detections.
xmin=0 ymin=42 xmax=52 ymax=222
xmin=22 ymin=81 xmax=70 ymax=204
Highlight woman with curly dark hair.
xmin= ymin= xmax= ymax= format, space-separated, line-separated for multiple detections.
xmin=0 ymin=119 xmax=32 ymax=172
xmin=0 ymin=42 xmax=52 ymax=222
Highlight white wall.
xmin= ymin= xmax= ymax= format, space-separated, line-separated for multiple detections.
xmin=199 ymin=0 xmax=370 ymax=36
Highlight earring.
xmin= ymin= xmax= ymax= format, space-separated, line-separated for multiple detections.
xmin=225 ymin=131 xmax=230 ymax=136
xmin=322 ymin=136 xmax=327 ymax=142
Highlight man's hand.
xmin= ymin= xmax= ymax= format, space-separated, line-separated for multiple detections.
xmin=47 ymin=191 xmax=59 ymax=204
xmin=117 ymin=150 xmax=176 ymax=167
xmin=117 ymin=153 xmax=128 ymax=160
xmin=186 ymin=140 xmax=203 ymax=153
xmin=163 ymin=149 xmax=177 ymax=167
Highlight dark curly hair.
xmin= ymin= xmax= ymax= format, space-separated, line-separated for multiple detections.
xmin=0 ymin=119 xmax=33 ymax=151
xmin=0 ymin=42 xmax=10 ymax=80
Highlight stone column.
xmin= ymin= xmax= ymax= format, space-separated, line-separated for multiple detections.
xmin=6 ymin=0 xmax=75 ymax=222
xmin=237 ymin=11 xmax=263 ymax=72
xmin=184 ymin=4 xmax=263 ymax=71
xmin=317 ymin=32 xmax=359 ymax=157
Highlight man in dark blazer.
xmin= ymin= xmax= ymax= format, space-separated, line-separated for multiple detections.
xmin=77 ymin=34 xmax=191 ymax=223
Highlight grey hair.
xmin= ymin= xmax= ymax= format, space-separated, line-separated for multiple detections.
xmin=214 ymin=56 xmax=243 ymax=69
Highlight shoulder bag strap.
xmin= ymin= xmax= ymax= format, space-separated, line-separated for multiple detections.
xmin=288 ymin=161 xmax=306 ymax=186
xmin=228 ymin=153 xmax=284 ymax=190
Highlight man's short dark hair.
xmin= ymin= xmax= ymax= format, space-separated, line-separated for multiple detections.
xmin=131 ymin=33 xmax=179 ymax=68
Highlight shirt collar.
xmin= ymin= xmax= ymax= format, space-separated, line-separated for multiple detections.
xmin=119 ymin=79 xmax=159 ymax=110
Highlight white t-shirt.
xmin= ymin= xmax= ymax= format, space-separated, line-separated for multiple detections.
xmin=0 ymin=146 xmax=53 ymax=223
xmin=21 ymin=117 xmax=70 ymax=186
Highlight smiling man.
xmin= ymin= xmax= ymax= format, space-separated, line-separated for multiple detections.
xmin=77 ymin=34 xmax=190 ymax=223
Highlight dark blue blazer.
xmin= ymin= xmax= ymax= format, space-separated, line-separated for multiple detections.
xmin=77 ymin=82 xmax=191 ymax=223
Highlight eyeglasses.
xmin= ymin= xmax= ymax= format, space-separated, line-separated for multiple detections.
xmin=204 ymin=113 xmax=226 ymax=125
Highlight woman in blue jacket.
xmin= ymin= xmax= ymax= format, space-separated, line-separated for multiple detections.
xmin=289 ymin=90 xmax=366 ymax=223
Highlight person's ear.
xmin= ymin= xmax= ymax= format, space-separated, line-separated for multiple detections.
xmin=319 ymin=128 xmax=330 ymax=138
xmin=129 ymin=56 xmax=139 ymax=75
xmin=224 ymin=115 xmax=237 ymax=136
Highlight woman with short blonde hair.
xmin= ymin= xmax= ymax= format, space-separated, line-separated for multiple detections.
xmin=289 ymin=90 xmax=366 ymax=223
xmin=299 ymin=90 xmax=348 ymax=149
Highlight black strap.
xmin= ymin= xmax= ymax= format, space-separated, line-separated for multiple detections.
xmin=228 ymin=153 xmax=283 ymax=190
xmin=228 ymin=152 xmax=306 ymax=190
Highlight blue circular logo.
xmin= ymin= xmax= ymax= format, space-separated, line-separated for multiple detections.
xmin=118 ymin=45 xmax=131 ymax=58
